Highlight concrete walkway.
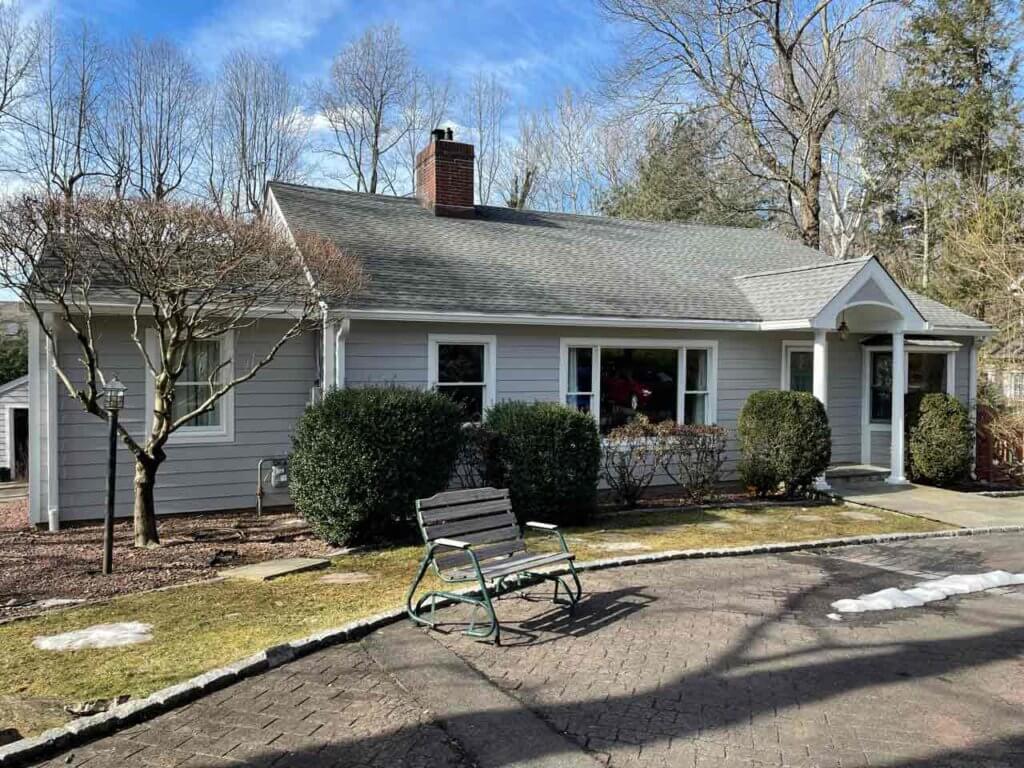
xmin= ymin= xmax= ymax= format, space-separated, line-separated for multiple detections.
xmin=832 ymin=480 xmax=1024 ymax=528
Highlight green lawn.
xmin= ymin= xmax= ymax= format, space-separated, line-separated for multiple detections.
xmin=0 ymin=503 xmax=946 ymax=738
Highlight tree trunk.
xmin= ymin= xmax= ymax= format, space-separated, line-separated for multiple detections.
xmin=799 ymin=135 xmax=824 ymax=249
xmin=133 ymin=457 xmax=160 ymax=547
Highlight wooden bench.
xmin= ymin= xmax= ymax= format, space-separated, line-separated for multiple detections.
xmin=405 ymin=487 xmax=582 ymax=645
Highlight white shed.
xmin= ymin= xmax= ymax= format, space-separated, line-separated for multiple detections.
xmin=0 ymin=375 xmax=28 ymax=480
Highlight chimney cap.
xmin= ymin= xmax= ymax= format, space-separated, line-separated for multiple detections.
xmin=445 ymin=127 xmax=454 ymax=140
xmin=430 ymin=128 xmax=445 ymax=142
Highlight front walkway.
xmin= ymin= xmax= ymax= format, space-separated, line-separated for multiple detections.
xmin=833 ymin=480 xmax=1024 ymax=528
xmin=40 ymin=533 xmax=1024 ymax=768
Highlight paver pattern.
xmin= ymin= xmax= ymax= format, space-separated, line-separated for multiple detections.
xmin=38 ymin=533 xmax=1024 ymax=768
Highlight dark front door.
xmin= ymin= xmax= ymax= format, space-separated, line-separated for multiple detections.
xmin=12 ymin=408 xmax=27 ymax=480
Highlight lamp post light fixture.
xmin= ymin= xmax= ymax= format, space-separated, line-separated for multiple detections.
xmin=101 ymin=376 xmax=126 ymax=575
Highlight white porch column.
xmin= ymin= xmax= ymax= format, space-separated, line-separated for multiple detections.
xmin=888 ymin=330 xmax=907 ymax=484
xmin=812 ymin=328 xmax=830 ymax=490
xmin=812 ymin=329 xmax=828 ymax=410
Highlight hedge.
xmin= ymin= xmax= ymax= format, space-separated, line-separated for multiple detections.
xmin=738 ymin=390 xmax=831 ymax=497
xmin=908 ymin=392 xmax=973 ymax=486
xmin=289 ymin=387 xmax=464 ymax=544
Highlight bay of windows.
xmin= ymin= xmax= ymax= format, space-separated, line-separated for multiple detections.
xmin=563 ymin=341 xmax=714 ymax=434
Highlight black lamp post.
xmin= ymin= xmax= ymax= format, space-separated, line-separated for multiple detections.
xmin=101 ymin=375 xmax=126 ymax=576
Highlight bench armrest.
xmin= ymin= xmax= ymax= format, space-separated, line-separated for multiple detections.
xmin=434 ymin=537 xmax=472 ymax=550
xmin=524 ymin=521 xmax=571 ymax=554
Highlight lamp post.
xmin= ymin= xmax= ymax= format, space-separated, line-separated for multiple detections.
xmin=101 ymin=376 xmax=126 ymax=575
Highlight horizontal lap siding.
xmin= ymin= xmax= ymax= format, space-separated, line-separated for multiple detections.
xmin=346 ymin=321 xmax=831 ymax=479
xmin=829 ymin=337 xmax=862 ymax=464
xmin=57 ymin=318 xmax=316 ymax=521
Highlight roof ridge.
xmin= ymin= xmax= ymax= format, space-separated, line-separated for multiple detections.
xmin=270 ymin=180 xmax=816 ymax=243
xmin=734 ymin=257 xmax=871 ymax=281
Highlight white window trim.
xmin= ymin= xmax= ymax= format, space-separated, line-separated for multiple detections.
xmin=860 ymin=345 xmax=956 ymax=462
xmin=558 ymin=337 xmax=719 ymax=428
xmin=781 ymin=340 xmax=813 ymax=391
xmin=145 ymin=330 xmax=236 ymax=445
xmin=427 ymin=334 xmax=497 ymax=415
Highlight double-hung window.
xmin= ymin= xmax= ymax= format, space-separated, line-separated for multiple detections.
xmin=146 ymin=331 xmax=235 ymax=444
xmin=782 ymin=342 xmax=814 ymax=393
xmin=561 ymin=339 xmax=716 ymax=434
xmin=428 ymin=334 xmax=496 ymax=422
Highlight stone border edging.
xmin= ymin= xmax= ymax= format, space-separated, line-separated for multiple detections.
xmin=4 ymin=522 xmax=1024 ymax=767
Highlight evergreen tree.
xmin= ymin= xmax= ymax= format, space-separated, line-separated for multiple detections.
xmin=865 ymin=0 xmax=1022 ymax=288
xmin=600 ymin=116 xmax=773 ymax=228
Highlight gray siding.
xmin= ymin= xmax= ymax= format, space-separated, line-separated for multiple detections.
xmin=55 ymin=317 xmax=317 ymax=521
xmin=0 ymin=377 xmax=28 ymax=470
xmin=870 ymin=429 xmax=892 ymax=467
xmin=345 ymin=321 xmax=865 ymax=476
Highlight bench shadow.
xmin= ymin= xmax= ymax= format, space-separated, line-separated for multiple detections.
xmin=431 ymin=586 xmax=656 ymax=647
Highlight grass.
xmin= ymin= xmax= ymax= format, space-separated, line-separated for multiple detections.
xmin=0 ymin=503 xmax=946 ymax=738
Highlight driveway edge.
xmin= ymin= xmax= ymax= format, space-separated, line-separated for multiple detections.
xmin=3 ymin=523 xmax=1023 ymax=767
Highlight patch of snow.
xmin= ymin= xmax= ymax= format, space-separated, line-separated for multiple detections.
xmin=826 ymin=613 xmax=843 ymax=621
xmin=37 ymin=598 xmax=83 ymax=608
xmin=33 ymin=622 xmax=153 ymax=651
xmin=831 ymin=571 xmax=1024 ymax=614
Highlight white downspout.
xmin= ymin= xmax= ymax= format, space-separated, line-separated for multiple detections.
xmin=334 ymin=316 xmax=350 ymax=389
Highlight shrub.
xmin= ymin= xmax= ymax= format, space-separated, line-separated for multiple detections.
xmin=602 ymin=416 xmax=669 ymax=507
xmin=452 ymin=423 xmax=494 ymax=489
xmin=289 ymin=387 xmax=464 ymax=545
xmin=483 ymin=401 xmax=601 ymax=525
xmin=738 ymin=390 xmax=831 ymax=497
xmin=909 ymin=393 xmax=973 ymax=486
xmin=659 ymin=423 xmax=728 ymax=504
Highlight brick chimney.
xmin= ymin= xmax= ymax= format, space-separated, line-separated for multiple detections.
xmin=415 ymin=128 xmax=475 ymax=217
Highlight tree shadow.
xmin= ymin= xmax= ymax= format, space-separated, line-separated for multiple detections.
xmin=165 ymin=564 xmax=1024 ymax=768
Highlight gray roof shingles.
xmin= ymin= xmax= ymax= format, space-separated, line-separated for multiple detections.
xmin=270 ymin=182 xmax=989 ymax=331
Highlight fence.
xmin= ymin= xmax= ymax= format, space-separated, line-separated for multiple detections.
xmin=976 ymin=405 xmax=1024 ymax=483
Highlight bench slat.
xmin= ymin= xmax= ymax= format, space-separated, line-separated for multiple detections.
xmin=423 ymin=511 xmax=518 ymax=540
xmin=419 ymin=498 xmax=512 ymax=524
xmin=435 ymin=539 xmax=526 ymax=570
xmin=417 ymin=487 xmax=509 ymax=511
xmin=451 ymin=551 xmax=574 ymax=581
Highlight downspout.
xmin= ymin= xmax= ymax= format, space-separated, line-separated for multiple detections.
xmin=335 ymin=316 xmax=350 ymax=389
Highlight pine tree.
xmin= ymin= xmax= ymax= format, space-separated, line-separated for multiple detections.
xmin=865 ymin=0 xmax=1022 ymax=288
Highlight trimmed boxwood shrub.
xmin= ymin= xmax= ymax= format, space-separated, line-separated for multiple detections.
xmin=738 ymin=390 xmax=831 ymax=497
xmin=908 ymin=393 xmax=973 ymax=486
xmin=483 ymin=401 xmax=601 ymax=525
xmin=289 ymin=387 xmax=464 ymax=545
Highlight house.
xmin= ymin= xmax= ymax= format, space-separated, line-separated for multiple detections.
xmin=27 ymin=132 xmax=994 ymax=527
xmin=0 ymin=374 xmax=28 ymax=482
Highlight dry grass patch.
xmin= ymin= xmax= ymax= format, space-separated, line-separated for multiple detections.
xmin=0 ymin=503 xmax=947 ymax=738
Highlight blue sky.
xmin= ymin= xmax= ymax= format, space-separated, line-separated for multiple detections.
xmin=53 ymin=0 xmax=622 ymax=110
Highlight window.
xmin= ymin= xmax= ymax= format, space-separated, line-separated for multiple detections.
xmin=428 ymin=335 xmax=495 ymax=422
xmin=870 ymin=350 xmax=951 ymax=424
xmin=145 ymin=331 xmax=235 ymax=444
xmin=870 ymin=351 xmax=892 ymax=423
xmin=562 ymin=339 xmax=716 ymax=434
xmin=173 ymin=340 xmax=224 ymax=428
xmin=782 ymin=344 xmax=813 ymax=393
xmin=1006 ymin=372 xmax=1024 ymax=401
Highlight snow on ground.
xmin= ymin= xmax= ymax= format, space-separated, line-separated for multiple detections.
xmin=33 ymin=622 xmax=153 ymax=651
xmin=831 ymin=571 xmax=1024 ymax=614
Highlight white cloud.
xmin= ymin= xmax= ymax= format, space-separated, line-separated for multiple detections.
xmin=188 ymin=0 xmax=346 ymax=70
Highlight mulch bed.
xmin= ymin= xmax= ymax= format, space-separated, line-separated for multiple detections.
xmin=0 ymin=504 xmax=334 ymax=621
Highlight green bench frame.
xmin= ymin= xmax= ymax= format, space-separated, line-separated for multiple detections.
xmin=406 ymin=487 xmax=582 ymax=645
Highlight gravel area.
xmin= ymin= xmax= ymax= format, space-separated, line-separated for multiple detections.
xmin=0 ymin=508 xmax=334 ymax=621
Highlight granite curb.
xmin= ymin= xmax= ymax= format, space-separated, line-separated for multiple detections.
xmin=3 ymin=522 xmax=1023 ymax=767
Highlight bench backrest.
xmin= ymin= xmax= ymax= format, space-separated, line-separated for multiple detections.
xmin=415 ymin=487 xmax=524 ymax=571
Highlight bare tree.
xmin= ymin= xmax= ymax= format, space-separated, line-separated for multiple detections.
xmin=464 ymin=72 xmax=509 ymax=205
xmin=0 ymin=1 xmax=39 ymax=125
xmin=543 ymin=89 xmax=600 ymax=213
xmin=204 ymin=50 xmax=309 ymax=216
xmin=392 ymin=71 xmax=450 ymax=195
xmin=504 ymin=109 xmax=550 ymax=209
xmin=113 ymin=38 xmax=205 ymax=201
xmin=18 ymin=16 xmax=104 ymax=201
xmin=0 ymin=195 xmax=363 ymax=546
xmin=317 ymin=24 xmax=413 ymax=194
xmin=601 ymin=0 xmax=898 ymax=248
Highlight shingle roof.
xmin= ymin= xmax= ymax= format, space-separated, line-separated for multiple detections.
xmin=269 ymin=182 xmax=990 ymax=331
xmin=734 ymin=259 xmax=872 ymax=322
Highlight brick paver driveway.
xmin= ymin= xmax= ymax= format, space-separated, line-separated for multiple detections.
xmin=41 ymin=533 xmax=1024 ymax=768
